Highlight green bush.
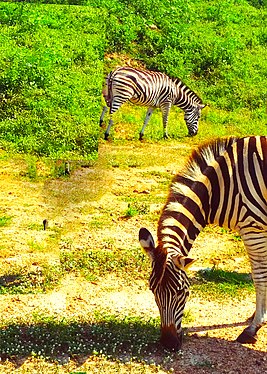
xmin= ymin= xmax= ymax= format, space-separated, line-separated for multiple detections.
xmin=0 ymin=3 xmax=105 ymax=159
xmin=97 ymin=0 xmax=267 ymax=119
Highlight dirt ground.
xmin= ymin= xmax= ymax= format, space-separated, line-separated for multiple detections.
xmin=0 ymin=141 xmax=266 ymax=373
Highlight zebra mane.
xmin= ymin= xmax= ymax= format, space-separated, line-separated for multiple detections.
xmin=181 ymin=137 xmax=238 ymax=181
xmin=170 ymin=77 xmax=203 ymax=104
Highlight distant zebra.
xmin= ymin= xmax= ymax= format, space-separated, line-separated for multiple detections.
xmin=139 ymin=136 xmax=267 ymax=350
xmin=100 ymin=66 xmax=205 ymax=140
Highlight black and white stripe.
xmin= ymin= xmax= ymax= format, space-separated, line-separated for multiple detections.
xmin=140 ymin=136 xmax=267 ymax=350
xmin=100 ymin=66 xmax=205 ymax=140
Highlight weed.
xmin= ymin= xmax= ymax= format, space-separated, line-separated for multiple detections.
xmin=60 ymin=246 xmax=149 ymax=282
xmin=124 ymin=202 xmax=149 ymax=217
xmin=27 ymin=240 xmax=46 ymax=252
xmin=0 ymin=264 xmax=62 ymax=294
xmin=0 ymin=215 xmax=12 ymax=227
xmin=182 ymin=309 xmax=195 ymax=324
xmin=125 ymin=204 xmax=139 ymax=218
xmin=25 ymin=155 xmax=38 ymax=179
xmin=0 ymin=313 xmax=161 ymax=362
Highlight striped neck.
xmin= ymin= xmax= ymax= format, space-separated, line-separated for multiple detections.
xmin=172 ymin=79 xmax=202 ymax=110
xmin=158 ymin=191 xmax=206 ymax=256
xmin=157 ymin=181 xmax=208 ymax=257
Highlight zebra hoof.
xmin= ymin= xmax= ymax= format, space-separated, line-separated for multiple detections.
xmin=236 ymin=329 xmax=257 ymax=344
xmin=104 ymin=133 xmax=109 ymax=140
xmin=139 ymin=133 xmax=144 ymax=141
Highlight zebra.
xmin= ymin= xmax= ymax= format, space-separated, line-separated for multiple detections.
xmin=100 ymin=66 xmax=205 ymax=140
xmin=139 ymin=136 xmax=267 ymax=351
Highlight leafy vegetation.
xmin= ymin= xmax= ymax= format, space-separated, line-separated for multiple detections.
xmin=1 ymin=1 xmax=266 ymax=152
xmin=0 ymin=314 xmax=161 ymax=360
xmin=0 ymin=3 xmax=104 ymax=159
xmin=60 ymin=246 xmax=149 ymax=282
xmin=0 ymin=264 xmax=61 ymax=294
xmin=0 ymin=215 xmax=12 ymax=227
xmin=99 ymin=0 xmax=267 ymax=113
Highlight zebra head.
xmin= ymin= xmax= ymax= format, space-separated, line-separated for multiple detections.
xmin=184 ymin=103 xmax=206 ymax=137
xmin=139 ymin=227 xmax=195 ymax=351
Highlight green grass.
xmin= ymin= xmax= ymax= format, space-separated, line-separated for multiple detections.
xmin=59 ymin=246 xmax=149 ymax=283
xmin=0 ymin=215 xmax=12 ymax=227
xmin=124 ymin=201 xmax=150 ymax=218
xmin=0 ymin=264 xmax=62 ymax=295
xmin=192 ymin=268 xmax=254 ymax=299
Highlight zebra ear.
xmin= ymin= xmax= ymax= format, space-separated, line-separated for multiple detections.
xmin=199 ymin=103 xmax=206 ymax=109
xmin=172 ymin=255 xmax=196 ymax=270
xmin=139 ymin=227 xmax=156 ymax=261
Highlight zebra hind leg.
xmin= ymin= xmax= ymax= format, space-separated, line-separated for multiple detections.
xmin=104 ymin=118 xmax=114 ymax=140
xmin=100 ymin=106 xmax=108 ymax=127
xmin=160 ymin=102 xmax=171 ymax=139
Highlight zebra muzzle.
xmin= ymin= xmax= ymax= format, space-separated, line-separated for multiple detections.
xmin=160 ymin=324 xmax=183 ymax=351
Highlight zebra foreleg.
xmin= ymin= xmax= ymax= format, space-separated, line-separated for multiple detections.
xmin=140 ymin=107 xmax=154 ymax=140
xmin=236 ymin=280 xmax=267 ymax=344
xmin=99 ymin=106 xmax=108 ymax=127
xmin=160 ymin=102 xmax=171 ymax=139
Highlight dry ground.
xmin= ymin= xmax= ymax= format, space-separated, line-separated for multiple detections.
xmin=0 ymin=141 xmax=266 ymax=373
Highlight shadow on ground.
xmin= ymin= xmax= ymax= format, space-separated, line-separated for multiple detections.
xmin=0 ymin=316 xmax=266 ymax=373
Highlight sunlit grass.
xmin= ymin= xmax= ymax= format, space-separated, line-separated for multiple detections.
xmin=191 ymin=268 xmax=254 ymax=299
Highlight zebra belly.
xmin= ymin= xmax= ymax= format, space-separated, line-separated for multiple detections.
xmin=129 ymin=97 xmax=160 ymax=108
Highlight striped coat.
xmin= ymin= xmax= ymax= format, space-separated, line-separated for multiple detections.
xmin=140 ymin=136 xmax=267 ymax=350
xmin=100 ymin=66 xmax=205 ymax=140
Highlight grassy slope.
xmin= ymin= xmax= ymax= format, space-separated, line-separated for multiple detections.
xmin=99 ymin=0 xmax=267 ymax=142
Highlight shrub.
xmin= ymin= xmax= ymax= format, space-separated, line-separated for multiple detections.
xmin=0 ymin=3 xmax=105 ymax=159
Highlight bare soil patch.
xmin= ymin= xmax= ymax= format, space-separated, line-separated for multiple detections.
xmin=0 ymin=142 xmax=266 ymax=373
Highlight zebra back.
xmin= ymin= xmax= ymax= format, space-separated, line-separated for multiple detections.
xmin=158 ymin=136 xmax=267 ymax=256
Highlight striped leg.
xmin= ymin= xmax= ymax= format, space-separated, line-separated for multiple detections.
xmin=236 ymin=232 xmax=267 ymax=343
xmin=99 ymin=106 xmax=108 ymax=127
xmin=160 ymin=101 xmax=172 ymax=138
xmin=104 ymin=95 xmax=129 ymax=140
xmin=104 ymin=116 xmax=114 ymax=140
xmin=139 ymin=107 xmax=154 ymax=140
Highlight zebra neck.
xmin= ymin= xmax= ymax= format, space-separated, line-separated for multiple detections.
xmin=158 ymin=215 xmax=205 ymax=257
xmin=158 ymin=177 xmax=208 ymax=256
xmin=158 ymin=201 xmax=206 ymax=257
xmin=173 ymin=80 xmax=202 ymax=109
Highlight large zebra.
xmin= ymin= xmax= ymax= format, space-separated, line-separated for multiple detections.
xmin=139 ymin=136 xmax=267 ymax=350
xmin=100 ymin=66 xmax=205 ymax=140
